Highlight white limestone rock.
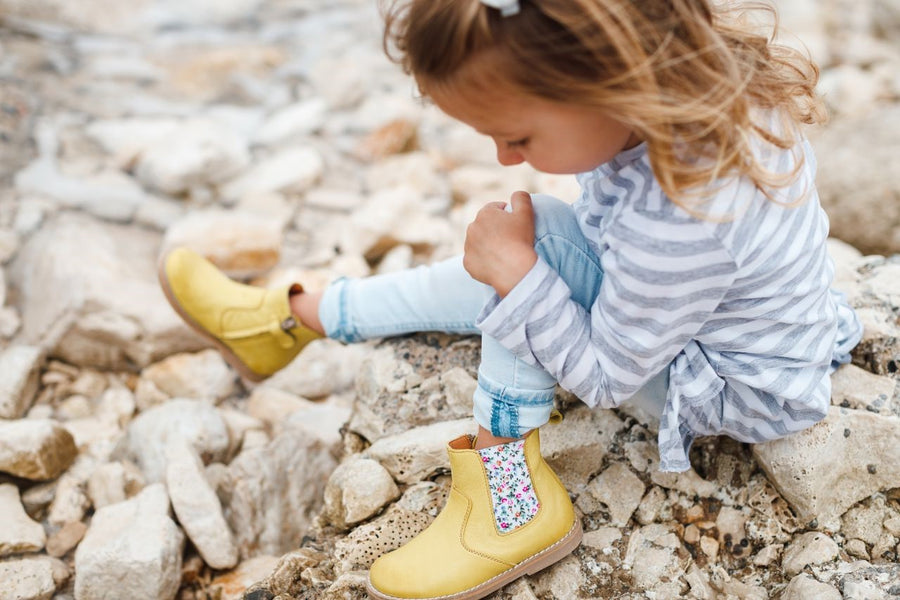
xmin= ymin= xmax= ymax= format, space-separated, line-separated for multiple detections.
xmin=0 ymin=306 xmax=21 ymax=339
xmin=717 ymin=576 xmax=767 ymax=600
xmin=217 ymin=408 xmax=266 ymax=457
xmin=15 ymin=158 xmax=150 ymax=223
xmin=0 ymin=345 xmax=43 ymax=419
xmin=255 ymin=98 xmax=328 ymax=146
xmin=8 ymin=213 xmax=206 ymax=371
xmin=375 ymin=244 xmax=414 ymax=273
xmin=247 ymin=386 xmax=317 ymax=424
xmin=248 ymin=386 xmax=350 ymax=448
xmin=684 ymin=564 xmax=716 ymax=600
xmin=341 ymin=185 xmax=455 ymax=261
xmin=431 ymin=121 xmax=497 ymax=167
xmin=304 ymin=188 xmax=365 ymax=212
xmin=333 ymin=480 xmax=450 ymax=572
xmin=309 ymin=54 xmax=376 ymax=110
xmin=842 ymin=577 xmax=889 ymax=600
xmin=160 ymin=209 xmax=283 ymax=279
xmin=135 ymin=196 xmax=187 ymax=231
xmin=323 ymin=457 xmax=400 ymax=530
xmin=85 ymin=117 xmax=182 ymax=168
xmin=580 ymin=526 xmax=622 ymax=552
xmin=0 ymin=483 xmax=46 ymax=556
xmin=46 ymin=520 xmax=88 ymax=558
xmin=753 ymin=407 xmax=900 ymax=526
xmin=439 ymin=367 xmax=478 ymax=415
xmin=623 ymin=523 xmax=685 ymax=595
xmin=87 ymin=461 xmax=144 ymax=510
xmin=263 ymin=339 xmax=369 ymax=400
xmin=818 ymin=64 xmax=885 ymax=118
xmin=827 ymin=237 xmax=864 ymax=288
xmin=74 ymin=484 xmax=184 ymax=600
xmin=364 ymin=419 xmax=474 ymax=485
xmin=282 ymin=402 xmax=352 ymax=450
xmin=830 ymin=364 xmax=897 ymax=415
xmin=0 ymin=229 xmax=19 ymax=265
xmin=716 ymin=506 xmax=750 ymax=559
xmin=534 ymin=555 xmax=586 ymax=599
xmin=137 ymin=350 xmax=236 ymax=404
xmin=46 ymin=474 xmax=90 ymax=527
xmin=541 ymin=405 xmax=627 ymax=492
xmin=221 ymin=146 xmax=323 ymax=203
xmin=165 ymin=437 xmax=238 ymax=570
xmin=577 ymin=463 xmax=645 ymax=527
xmin=97 ymin=386 xmax=136 ymax=429
xmin=208 ymin=555 xmax=280 ymax=600
xmin=651 ymin=466 xmax=719 ymax=499
xmin=224 ymin=425 xmax=337 ymax=558
xmin=348 ymin=335 xmax=481 ymax=443
xmin=810 ymin=106 xmax=900 ymax=255
xmin=121 ymin=399 xmax=231 ymax=483
xmin=0 ymin=557 xmax=56 ymax=600
xmin=842 ymin=498 xmax=888 ymax=546
xmin=134 ymin=118 xmax=250 ymax=195
xmin=144 ymin=0 xmax=265 ymax=28
xmin=0 ymin=0 xmax=153 ymax=34
xmin=781 ymin=531 xmax=840 ymax=576
xmin=448 ymin=164 xmax=534 ymax=205
xmin=635 ymin=486 xmax=668 ymax=525
xmin=0 ymin=418 xmax=76 ymax=480
xmin=773 ymin=0 xmax=830 ymax=62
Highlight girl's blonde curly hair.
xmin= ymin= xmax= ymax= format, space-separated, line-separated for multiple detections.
xmin=382 ymin=0 xmax=824 ymax=210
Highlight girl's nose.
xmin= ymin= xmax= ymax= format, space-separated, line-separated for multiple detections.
xmin=495 ymin=143 xmax=525 ymax=166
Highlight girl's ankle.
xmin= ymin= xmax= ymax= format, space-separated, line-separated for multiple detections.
xmin=474 ymin=425 xmax=525 ymax=450
xmin=288 ymin=289 xmax=326 ymax=336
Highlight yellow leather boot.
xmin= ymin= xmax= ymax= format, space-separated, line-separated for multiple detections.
xmin=158 ymin=247 xmax=322 ymax=381
xmin=367 ymin=429 xmax=582 ymax=600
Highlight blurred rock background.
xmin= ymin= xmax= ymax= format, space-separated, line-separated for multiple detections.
xmin=0 ymin=0 xmax=898 ymax=599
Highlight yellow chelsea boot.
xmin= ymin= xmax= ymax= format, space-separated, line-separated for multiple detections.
xmin=158 ymin=247 xmax=322 ymax=381
xmin=367 ymin=429 xmax=582 ymax=600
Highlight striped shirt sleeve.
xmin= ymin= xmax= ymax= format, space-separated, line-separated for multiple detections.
xmin=476 ymin=215 xmax=738 ymax=410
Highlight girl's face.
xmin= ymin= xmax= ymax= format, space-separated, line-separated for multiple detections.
xmin=429 ymin=80 xmax=640 ymax=175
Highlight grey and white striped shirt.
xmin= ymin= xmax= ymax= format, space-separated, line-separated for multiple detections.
xmin=477 ymin=138 xmax=863 ymax=472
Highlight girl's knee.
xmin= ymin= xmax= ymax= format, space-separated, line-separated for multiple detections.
xmin=527 ymin=193 xmax=604 ymax=307
xmin=529 ymin=194 xmax=577 ymax=240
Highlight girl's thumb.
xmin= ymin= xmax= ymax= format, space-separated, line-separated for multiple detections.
xmin=510 ymin=191 xmax=533 ymax=214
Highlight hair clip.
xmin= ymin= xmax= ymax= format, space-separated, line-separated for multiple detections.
xmin=480 ymin=0 xmax=521 ymax=17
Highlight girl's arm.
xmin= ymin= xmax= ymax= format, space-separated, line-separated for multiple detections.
xmin=477 ymin=215 xmax=739 ymax=409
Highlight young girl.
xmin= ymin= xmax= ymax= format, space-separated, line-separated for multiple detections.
xmin=159 ymin=0 xmax=863 ymax=598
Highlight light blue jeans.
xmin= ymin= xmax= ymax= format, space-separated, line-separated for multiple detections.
xmin=319 ymin=194 xmax=667 ymax=437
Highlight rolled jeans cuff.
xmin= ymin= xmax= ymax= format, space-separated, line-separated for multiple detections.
xmin=319 ymin=277 xmax=359 ymax=343
xmin=473 ymin=369 xmax=556 ymax=438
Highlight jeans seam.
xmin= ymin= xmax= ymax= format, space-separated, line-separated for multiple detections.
xmin=490 ymin=396 xmax=519 ymax=438
xmin=352 ymin=321 xmax=480 ymax=337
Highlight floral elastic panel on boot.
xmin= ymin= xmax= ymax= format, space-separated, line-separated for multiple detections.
xmin=478 ymin=439 xmax=540 ymax=533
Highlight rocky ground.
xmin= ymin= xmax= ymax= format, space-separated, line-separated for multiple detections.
xmin=0 ymin=0 xmax=899 ymax=599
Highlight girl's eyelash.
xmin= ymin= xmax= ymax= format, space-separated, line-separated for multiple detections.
xmin=507 ymin=138 xmax=529 ymax=148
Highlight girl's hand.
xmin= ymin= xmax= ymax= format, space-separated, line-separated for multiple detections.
xmin=463 ymin=191 xmax=538 ymax=297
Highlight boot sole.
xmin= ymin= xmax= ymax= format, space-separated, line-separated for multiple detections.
xmin=157 ymin=251 xmax=267 ymax=383
xmin=366 ymin=518 xmax=583 ymax=600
